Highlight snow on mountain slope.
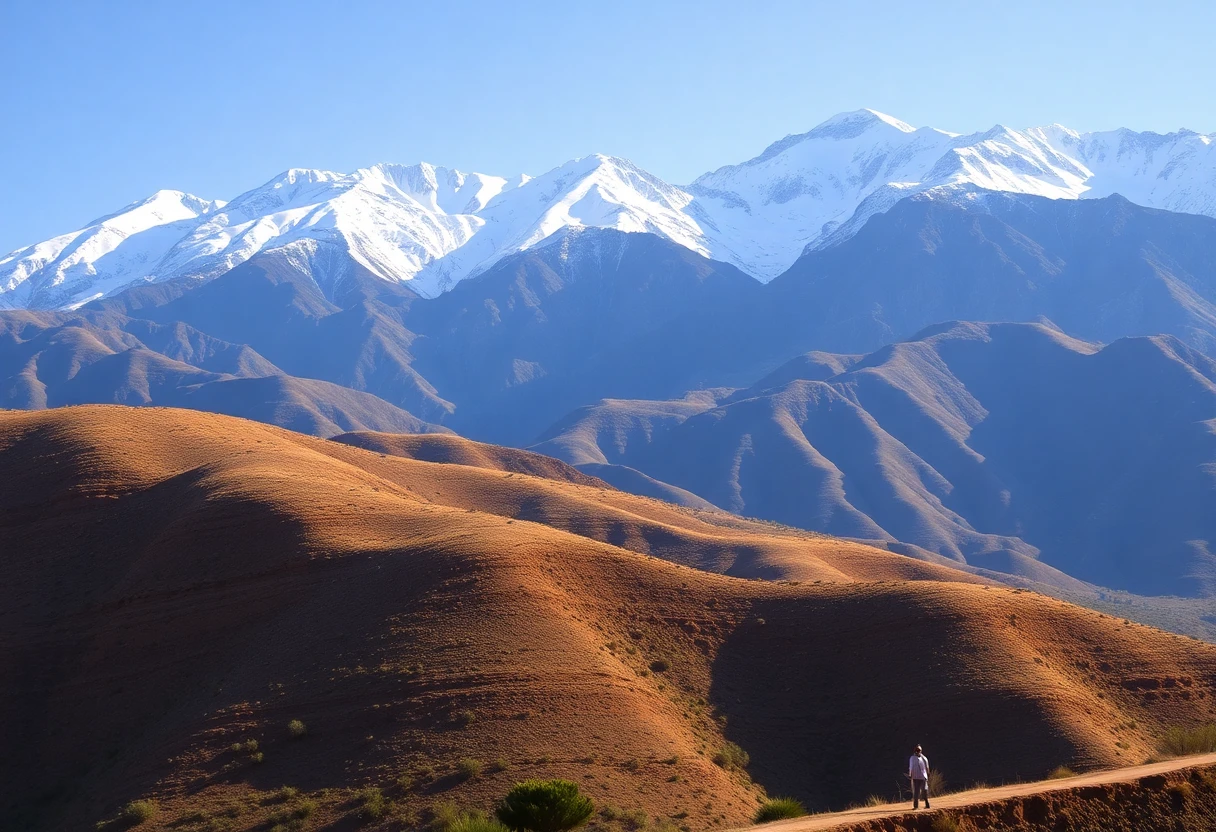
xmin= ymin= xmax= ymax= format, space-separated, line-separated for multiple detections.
xmin=0 ymin=190 xmax=224 ymax=309
xmin=690 ymin=109 xmax=1215 ymax=276
xmin=3 ymin=110 xmax=1215 ymax=308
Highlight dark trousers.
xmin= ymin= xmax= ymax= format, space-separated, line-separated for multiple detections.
xmin=912 ymin=778 xmax=930 ymax=807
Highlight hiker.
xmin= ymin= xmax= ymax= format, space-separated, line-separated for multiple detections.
xmin=909 ymin=745 xmax=931 ymax=809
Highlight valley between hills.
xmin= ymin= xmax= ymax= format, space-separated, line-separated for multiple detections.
xmin=4 ymin=406 xmax=1216 ymax=831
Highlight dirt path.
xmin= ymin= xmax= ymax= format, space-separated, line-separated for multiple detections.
xmin=736 ymin=752 xmax=1216 ymax=831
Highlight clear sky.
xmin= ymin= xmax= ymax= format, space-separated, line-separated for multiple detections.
xmin=2 ymin=0 xmax=1214 ymax=256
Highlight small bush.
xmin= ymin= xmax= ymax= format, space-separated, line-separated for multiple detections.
xmin=244 ymin=739 xmax=259 ymax=753
xmin=1048 ymin=766 xmax=1077 ymax=780
xmin=1161 ymin=723 xmax=1216 ymax=756
xmin=120 ymin=800 xmax=158 ymax=825
xmin=251 ymin=752 xmax=265 ymax=764
xmin=293 ymin=799 xmax=317 ymax=819
xmin=712 ymin=742 xmax=749 ymax=770
xmin=927 ymin=769 xmax=947 ymax=797
xmin=1168 ymin=781 xmax=1194 ymax=808
xmin=496 ymin=779 xmax=595 ymax=832
xmin=431 ymin=802 xmax=462 ymax=832
xmin=277 ymin=786 xmax=300 ymax=801
xmin=753 ymin=798 xmax=805 ymax=823
xmin=619 ymin=808 xmax=648 ymax=830
xmin=864 ymin=795 xmax=885 ymax=807
xmin=930 ymin=816 xmax=960 ymax=832
xmin=287 ymin=719 xmax=307 ymax=738
xmin=491 ymin=759 xmax=511 ymax=773
xmin=649 ymin=658 xmax=671 ymax=673
xmin=447 ymin=813 xmax=511 ymax=832
xmin=455 ymin=710 xmax=477 ymax=728
xmin=458 ymin=758 xmax=483 ymax=780
xmin=356 ymin=787 xmax=387 ymax=823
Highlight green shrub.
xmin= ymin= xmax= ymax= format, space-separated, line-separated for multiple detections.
xmin=277 ymin=786 xmax=300 ymax=801
xmin=496 ymin=779 xmax=595 ymax=832
xmin=244 ymin=739 xmax=259 ymax=753
xmin=287 ymin=719 xmax=307 ymax=738
xmin=455 ymin=709 xmax=477 ymax=728
xmin=712 ymin=742 xmax=749 ymax=770
xmin=753 ymin=798 xmax=805 ymax=823
xmin=1161 ymin=723 xmax=1216 ymax=756
xmin=1048 ymin=766 xmax=1077 ymax=779
xmin=356 ymin=787 xmax=387 ymax=823
xmin=431 ymin=801 xmax=462 ymax=832
xmin=458 ymin=758 xmax=483 ymax=780
xmin=120 ymin=800 xmax=158 ymax=825
xmin=251 ymin=752 xmax=265 ymax=764
xmin=293 ymin=798 xmax=317 ymax=819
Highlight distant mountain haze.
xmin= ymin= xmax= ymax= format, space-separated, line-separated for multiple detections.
xmin=538 ymin=322 xmax=1216 ymax=598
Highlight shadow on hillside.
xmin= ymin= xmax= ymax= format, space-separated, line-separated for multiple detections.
xmin=706 ymin=593 xmax=1078 ymax=811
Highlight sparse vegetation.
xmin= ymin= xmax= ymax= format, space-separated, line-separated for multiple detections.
xmin=927 ymin=769 xmax=947 ymax=797
xmin=1167 ymin=781 xmax=1194 ymax=807
xmin=244 ymin=739 xmax=259 ymax=753
xmin=355 ymin=787 xmax=388 ymax=823
xmin=753 ymin=798 xmax=806 ymax=823
xmin=287 ymin=719 xmax=307 ymax=738
xmin=712 ymin=742 xmax=749 ymax=770
xmin=496 ymin=779 xmax=595 ymax=832
xmin=929 ymin=815 xmax=961 ymax=832
xmin=455 ymin=709 xmax=477 ymax=728
xmin=864 ymin=794 xmax=885 ymax=807
xmin=458 ymin=758 xmax=484 ymax=780
xmin=1161 ymin=723 xmax=1216 ymax=756
xmin=649 ymin=658 xmax=670 ymax=673
xmin=447 ymin=813 xmax=512 ymax=832
xmin=120 ymin=800 xmax=158 ymax=825
xmin=1048 ymin=765 xmax=1077 ymax=779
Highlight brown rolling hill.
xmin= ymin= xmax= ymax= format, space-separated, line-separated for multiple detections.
xmin=3 ymin=406 xmax=1216 ymax=832
xmin=331 ymin=430 xmax=607 ymax=487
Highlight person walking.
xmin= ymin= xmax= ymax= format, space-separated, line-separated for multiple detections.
xmin=909 ymin=745 xmax=931 ymax=809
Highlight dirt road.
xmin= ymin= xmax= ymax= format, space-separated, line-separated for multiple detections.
xmin=737 ymin=752 xmax=1216 ymax=831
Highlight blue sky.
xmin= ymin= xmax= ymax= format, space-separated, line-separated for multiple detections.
xmin=2 ymin=0 xmax=1214 ymax=256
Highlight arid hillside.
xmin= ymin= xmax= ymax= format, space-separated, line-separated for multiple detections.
xmin=3 ymin=406 xmax=1216 ymax=832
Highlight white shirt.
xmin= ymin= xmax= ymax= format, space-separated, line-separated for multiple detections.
xmin=909 ymin=753 xmax=929 ymax=780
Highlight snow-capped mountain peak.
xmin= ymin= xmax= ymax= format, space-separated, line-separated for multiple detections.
xmin=4 ymin=110 xmax=1216 ymax=309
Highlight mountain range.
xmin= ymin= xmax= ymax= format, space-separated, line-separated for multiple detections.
xmin=4 ymin=109 xmax=1216 ymax=621
xmin=4 ymin=110 xmax=1215 ymax=308
xmin=534 ymin=321 xmax=1216 ymax=598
